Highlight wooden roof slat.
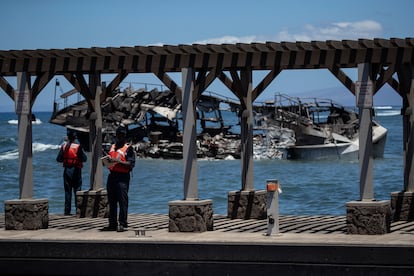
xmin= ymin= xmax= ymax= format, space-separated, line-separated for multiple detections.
xmin=0 ymin=38 xmax=413 ymax=75
xmin=164 ymin=45 xmax=184 ymax=54
xmin=406 ymin=38 xmax=414 ymax=46
xmin=374 ymin=38 xmax=391 ymax=48
xmin=178 ymin=44 xmax=196 ymax=54
xmin=91 ymin=47 xmax=110 ymax=56
xmin=266 ymin=42 xmax=285 ymax=51
xmin=311 ymin=41 xmax=330 ymax=50
xmin=296 ymin=41 xmax=313 ymax=51
xmin=63 ymin=48 xmax=82 ymax=57
xmin=192 ymin=44 xmax=214 ymax=54
xmin=326 ymin=40 xmax=345 ymax=49
xmin=391 ymin=38 xmax=408 ymax=47
xmin=148 ymin=46 xmax=167 ymax=55
xmin=222 ymin=44 xmax=244 ymax=53
xmin=281 ymin=42 xmax=299 ymax=51
xmin=359 ymin=39 xmax=375 ymax=48
xmin=133 ymin=45 xmax=155 ymax=55
xmin=342 ymin=40 xmax=360 ymax=49
xmin=251 ymin=43 xmax=272 ymax=52
xmin=236 ymin=43 xmax=255 ymax=52
xmin=207 ymin=44 xmax=229 ymax=53
xmin=118 ymin=47 xmax=138 ymax=56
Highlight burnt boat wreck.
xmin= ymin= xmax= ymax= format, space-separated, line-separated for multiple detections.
xmin=50 ymin=84 xmax=243 ymax=159
xmin=253 ymin=94 xmax=387 ymax=160
xmin=50 ymin=84 xmax=387 ymax=160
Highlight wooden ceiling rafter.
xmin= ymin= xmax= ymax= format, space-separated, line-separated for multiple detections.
xmin=0 ymin=75 xmax=15 ymax=100
xmin=328 ymin=65 xmax=356 ymax=94
xmin=30 ymin=72 xmax=55 ymax=106
xmin=102 ymin=70 xmax=129 ymax=101
xmin=0 ymin=37 xmax=413 ymax=105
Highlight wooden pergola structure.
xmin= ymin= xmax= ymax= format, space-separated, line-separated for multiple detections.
xmin=1 ymin=37 xmax=414 ymax=232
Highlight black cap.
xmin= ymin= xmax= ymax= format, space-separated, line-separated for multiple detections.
xmin=67 ymin=129 xmax=77 ymax=139
xmin=116 ymin=126 xmax=127 ymax=136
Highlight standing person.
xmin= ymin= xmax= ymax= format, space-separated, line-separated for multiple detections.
xmin=56 ymin=129 xmax=87 ymax=215
xmin=102 ymin=126 xmax=135 ymax=232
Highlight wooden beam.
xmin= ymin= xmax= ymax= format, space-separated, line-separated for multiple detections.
xmin=154 ymin=70 xmax=182 ymax=103
xmin=239 ymin=68 xmax=254 ymax=191
xmin=328 ymin=65 xmax=355 ymax=94
xmin=0 ymin=75 xmax=15 ymax=100
xmin=16 ymin=72 xmax=33 ymax=199
xmin=181 ymin=67 xmax=198 ymax=200
xmin=103 ymin=70 xmax=129 ymax=100
xmin=194 ymin=68 xmax=218 ymax=99
xmin=31 ymin=72 xmax=55 ymax=106
xmin=357 ymin=63 xmax=374 ymax=201
xmin=252 ymin=69 xmax=281 ymax=101
xmin=373 ymin=63 xmax=397 ymax=92
xmin=63 ymin=73 xmax=93 ymax=108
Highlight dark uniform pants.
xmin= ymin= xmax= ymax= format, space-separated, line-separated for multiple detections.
xmin=63 ymin=166 xmax=82 ymax=215
xmin=107 ymin=171 xmax=130 ymax=227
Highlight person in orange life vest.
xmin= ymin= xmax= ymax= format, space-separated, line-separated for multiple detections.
xmin=101 ymin=126 xmax=135 ymax=232
xmin=56 ymin=129 xmax=87 ymax=215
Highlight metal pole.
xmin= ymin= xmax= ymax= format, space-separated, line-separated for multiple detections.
xmin=266 ymin=179 xmax=281 ymax=236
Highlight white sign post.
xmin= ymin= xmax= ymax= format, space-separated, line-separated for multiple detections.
xmin=14 ymin=89 xmax=30 ymax=115
xmin=356 ymin=80 xmax=374 ymax=108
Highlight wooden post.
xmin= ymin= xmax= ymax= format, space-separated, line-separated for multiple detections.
xmin=240 ymin=69 xmax=254 ymax=191
xmin=403 ymin=65 xmax=414 ymax=192
xmin=15 ymin=72 xmax=33 ymax=199
xmin=182 ymin=68 xmax=198 ymax=200
xmin=357 ymin=63 xmax=374 ymax=201
xmin=88 ymin=74 xmax=103 ymax=190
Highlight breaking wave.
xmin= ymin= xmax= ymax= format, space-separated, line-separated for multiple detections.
xmin=0 ymin=142 xmax=60 ymax=161
xmin=374 ymin=106 xmax=400 ymax=117
xmin=7 ymin=118 xmax=42 ymax=125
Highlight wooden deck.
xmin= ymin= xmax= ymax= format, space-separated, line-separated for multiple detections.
xmin=2 ymin=213 xmax=414 ymax=235
xmin=2 ymin=214 xmax=414 ymax=275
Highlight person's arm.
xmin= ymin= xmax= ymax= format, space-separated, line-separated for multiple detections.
xmin=79 ymin=146 xmax=87 ymax=162
xmin=126 ymin=146 xmax=136 ymax=169
xmin=56 ymin=145 xmax=64 ymax=163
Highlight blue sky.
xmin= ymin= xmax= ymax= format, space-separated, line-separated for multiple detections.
xmin=1 ymin=0 xmax=413 ymax=111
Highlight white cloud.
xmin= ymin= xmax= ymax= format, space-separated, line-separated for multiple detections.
xmin=193 ymin=35 xmax=259 ymax=45
xmin=191 ymin=20 xmax=383 ymax=44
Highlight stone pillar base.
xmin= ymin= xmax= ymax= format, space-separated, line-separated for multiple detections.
xmin=391 ymin=191 xmax=414 ymax=221
xmin=76 ymin=189 xmax=108 ymax=218
xmin=4 ymin=198 xmax=49 ymax=230
xmin=168 ymin=199 xmax=213 ymax=232
xmin=346 ymin=200 xmax=391 ymax=235
xmin=227 ymin=190 xmax=266 ymax=219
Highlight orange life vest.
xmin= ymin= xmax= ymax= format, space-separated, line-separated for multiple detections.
xmin=108 ymin=143 xmax=131 ymax=173
xmin=62 ymin=143 xmax=83 ymax=168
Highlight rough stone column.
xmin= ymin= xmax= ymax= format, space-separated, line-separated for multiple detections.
xmin=346 ymin=200 xmax=391 ymax=234
xmin=76 ymin=189 xmax=108 ymax=218
xmin=168 ymin=200 xmax=213 ymax=232
xmin=4 ymin=199 xmax=49 ymax=230
xmin=391 ymin=191 xmax=414 ymax=221
xmin=227 ymin=190 xmax=266 ymax=219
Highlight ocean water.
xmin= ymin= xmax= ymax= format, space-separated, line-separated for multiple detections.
xmin=0 ymin=107 xmax=404 ymax=216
